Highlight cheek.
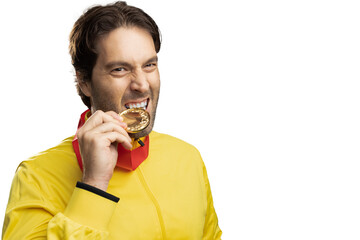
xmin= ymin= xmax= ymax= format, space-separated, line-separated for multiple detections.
xmin=92 ymin=83 xmax=113 ymax=99
xmin=92 ymin=78 xmax=129 ymax=101
xmin=149 ymin=71 xmax=160 ymax=90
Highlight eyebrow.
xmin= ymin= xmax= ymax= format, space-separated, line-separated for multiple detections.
xmin=105 ymin=56 xmax=158 ymax=70
xmin=145 ymin=56 xmax=158 ymax=65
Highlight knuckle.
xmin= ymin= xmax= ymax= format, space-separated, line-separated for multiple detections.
xmin=81 ymin=131 xmax=91 ymax=141
xmin=77 ymin=130 xmax=83 ymax=139
xmin=94 ymin=110 xmax=104 ymax=116
xmin=89 ymin=136 xmax=99 ymax=146
xmin=106 ymin=110 xmax=116 ymax=114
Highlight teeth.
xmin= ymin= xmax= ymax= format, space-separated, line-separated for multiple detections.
xmin=125 ymin=100 xmax=148 ymax=110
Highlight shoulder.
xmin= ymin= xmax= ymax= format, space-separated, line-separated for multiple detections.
xmin=149 ymin=131 xmax=204 ymax=172
xmin=150 ymin=131 xmax=201 ymax=156
xmin=18 ymin=136 xmax=79 ymax=173
xmin=11 ymin=136 xmax=81 ymax=209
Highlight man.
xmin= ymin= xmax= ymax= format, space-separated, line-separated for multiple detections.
xmin=2 ymin=1 xmax=222 ymax=239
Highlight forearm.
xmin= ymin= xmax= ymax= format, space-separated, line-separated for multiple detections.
xmin=3 ymin=182 xmax=119 ymax=240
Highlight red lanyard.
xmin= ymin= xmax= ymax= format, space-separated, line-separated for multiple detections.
xmin=72 ymin=110 xmax=149 ymax=171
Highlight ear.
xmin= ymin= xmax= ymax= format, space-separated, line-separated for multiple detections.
xmin=76 ymin=71 xmax=92 ymax=97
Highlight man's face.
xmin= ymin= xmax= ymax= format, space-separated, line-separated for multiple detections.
xmin=80 ymin=27 xmax=160 ymax=138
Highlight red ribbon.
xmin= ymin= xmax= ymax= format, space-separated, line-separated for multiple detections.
xmin=72 ymin=110 xmax=149 ymax=171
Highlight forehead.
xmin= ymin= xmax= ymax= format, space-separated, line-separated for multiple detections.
xmin=95 ymin=27 xmax=156 ymax=63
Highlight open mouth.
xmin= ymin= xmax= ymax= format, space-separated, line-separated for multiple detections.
xmin=124 ymin=98 xmax=149 ymax=110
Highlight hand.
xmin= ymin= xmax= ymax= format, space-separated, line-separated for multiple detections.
xmin=77 ymin=110 xmax=132 ymax=191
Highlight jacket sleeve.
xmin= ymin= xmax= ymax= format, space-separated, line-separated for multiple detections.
xmin=47 ymin=185 xmax=118 ymax=239
xmin=2 ymin=163 xmax=117 ymax=239
xmin=201 ymin=160 xmax=223 ymax=240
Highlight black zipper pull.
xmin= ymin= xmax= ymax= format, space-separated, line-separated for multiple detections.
xmin=135 ymin=138 xmax=145 ymax=147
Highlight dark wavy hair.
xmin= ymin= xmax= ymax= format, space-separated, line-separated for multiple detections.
xmin=69 ymin=1 xmax=161 ymax=109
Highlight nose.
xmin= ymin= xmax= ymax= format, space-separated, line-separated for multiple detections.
xmin=130 ymin=69 xmax=149 ymax=93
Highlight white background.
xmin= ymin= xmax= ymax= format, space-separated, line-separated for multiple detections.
xmin=0 ymin=0 xmax=360 ymax=239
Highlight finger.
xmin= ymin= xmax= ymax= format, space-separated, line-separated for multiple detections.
xmin=103 ymin=131 xmax=132 ymax=150
xmin=91 ymin=122 xmax=131 ymax=142
xmin=81 ymin=110 xmax=125 ymax=133
xmin=105 ymin=111 xmax=124 ymax=123
xmin=105 ymin=111 xmax=127 ymax=130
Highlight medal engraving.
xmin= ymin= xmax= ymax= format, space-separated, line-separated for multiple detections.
xmin=119 ymin=108 xmax=150 ymax=133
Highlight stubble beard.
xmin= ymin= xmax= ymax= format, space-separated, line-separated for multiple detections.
xmin=91 ymin=89 xmax=160 ymax=139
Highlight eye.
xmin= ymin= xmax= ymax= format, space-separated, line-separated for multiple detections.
xmin=144 ymin=63 xmax=157 ymax=71
xmin=111 ymin=67 xmax=129 ymax=76
xmin=113 ymin=67 xmax=126 ymax=72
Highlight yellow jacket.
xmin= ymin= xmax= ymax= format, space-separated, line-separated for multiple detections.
xmin=2 ymin=131 xmax=222 ymax=239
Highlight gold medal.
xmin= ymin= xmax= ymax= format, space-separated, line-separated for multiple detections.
xmin=119 ymin=108 xmax=150 ymax=133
